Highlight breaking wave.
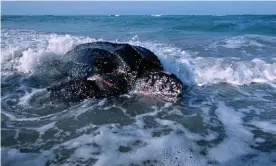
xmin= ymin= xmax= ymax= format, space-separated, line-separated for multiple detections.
xmin=2 ymin=29 xmax=276 ymax=87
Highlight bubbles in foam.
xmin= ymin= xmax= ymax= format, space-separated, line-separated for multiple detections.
xmin=57 ymin=123 xmax=207 ymax=166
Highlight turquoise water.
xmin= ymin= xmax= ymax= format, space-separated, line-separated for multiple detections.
xmin=1 ymin=15 xmax=276 ymax=166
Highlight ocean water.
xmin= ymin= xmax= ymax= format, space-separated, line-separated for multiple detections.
xmin=1 ymin=15 xmax=276 ymax=166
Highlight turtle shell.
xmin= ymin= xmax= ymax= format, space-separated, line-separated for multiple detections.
xmin=54 ymin=41 xmax=163 ymax=79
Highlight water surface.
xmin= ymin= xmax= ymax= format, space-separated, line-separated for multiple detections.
xmin=1 ymin=15 xmax=276 ymax=166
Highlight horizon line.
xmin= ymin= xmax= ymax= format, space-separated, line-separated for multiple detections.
xmin=2 ymin=14 xmax=276 ymax=16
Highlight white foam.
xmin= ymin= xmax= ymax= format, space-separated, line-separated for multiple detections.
xmin=255 ymin=137 xmax=266 ymax=143
xmin=2 ymin=30 xmax=97 ymax=73
xmin=250 ymin=120 xmax=276 ymax=134
xmin=45 ymin=34 xmax=96 ymax=54
xmin=17 ymin=88 xmax=45 ymax=106
xmin=56 ymin=123 xmax=207 ymax=166
xmin=209 ymin=102 xmax=254 ymax=163
xmin=219 ymin=152 xmax=276 ymax=166
xmin=192 ymin=57 xmax=276 ymax=86
xmin=2 ymin=102 xmax=275 ymax=166
xmin=210 ymin=35 xmax=275 ymax=49
xmin=129 ymin=36 xmax=276 ymax=87
xmin=223 ymin=36 xmax=264 ymax=49
xmin=1 ymin=148 xmax=53 ymax=166
xmin=1 ymin=108 xmax=67 ymax=122
xmin=36 ymin=121 xmax=56 ymax=135
xmin=151 ymin=14 xmax=162 ymax=17
xmin=1 ymin=45 xmax=22 ymax=71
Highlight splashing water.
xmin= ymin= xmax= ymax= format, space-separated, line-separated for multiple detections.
xmin=2 ymin=15 xmax=276 ymax=166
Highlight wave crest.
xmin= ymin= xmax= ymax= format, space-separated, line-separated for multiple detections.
xmin=2 ymin=29 xmax=276 ymax=87
xmin=192 ymin=57 xmax=276 ymax=86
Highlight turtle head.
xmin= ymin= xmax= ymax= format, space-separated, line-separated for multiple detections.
xmin=135 ymin=71 xmax=183 ymax=102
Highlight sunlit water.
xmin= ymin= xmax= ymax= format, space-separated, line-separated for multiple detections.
xmin=1 ymin=15 xmax=276 ymax=166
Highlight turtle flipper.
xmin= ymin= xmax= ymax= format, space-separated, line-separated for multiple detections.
xmin=47 ymin=74 xmax=131 ymax=102
xmin=47 ymin=79 xmax=99 ymax=102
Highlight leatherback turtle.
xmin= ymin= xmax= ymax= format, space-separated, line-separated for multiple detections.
xmin=48 ymin=42 xmax=183 ymax=102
